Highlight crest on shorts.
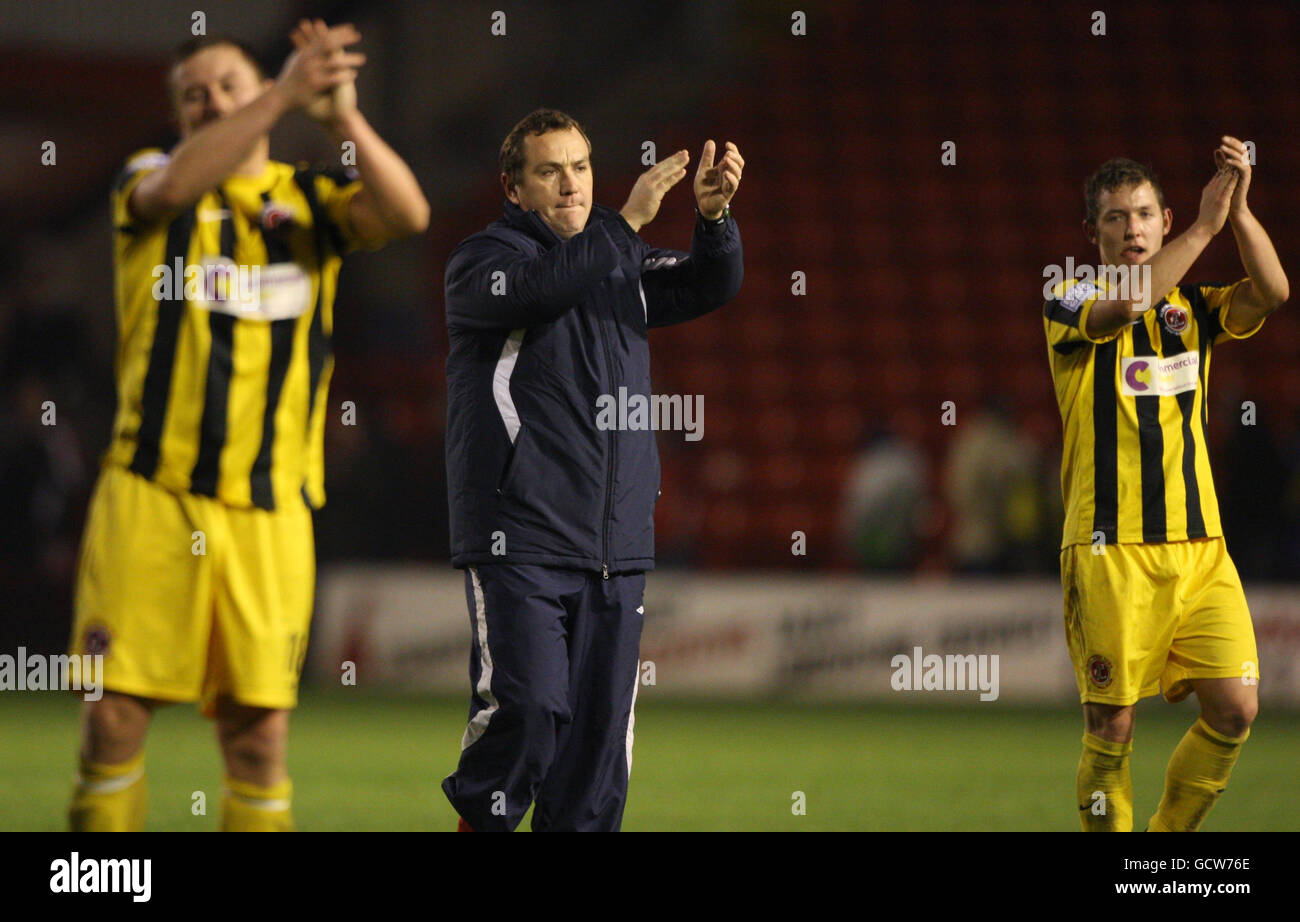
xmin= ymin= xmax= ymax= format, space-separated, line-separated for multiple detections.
xmin=1086 ymin=654 xmax=1113 ymax=689
xmin=83 ymin=625 xmax=112 ymax=657
xmin=1159 ymin=303 xmax=1189 ymax=335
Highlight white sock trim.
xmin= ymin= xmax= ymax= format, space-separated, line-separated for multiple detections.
xmin=76 ymin=767 xmax=144 ymax=795
xmin=224 ymin=788 xmax=292 ymax=812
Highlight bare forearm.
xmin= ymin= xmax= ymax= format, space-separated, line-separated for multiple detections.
xmin=1136 ymin=222 xmax=1213 ymax=311
xmin=329 ymin=109 xmax=429 ymax=234
xmin=1230 ymin=208 xmax=1289 ymax=309
xmin=145 ymin=87 xmax=291 ymax=212
xmin=1085 ymin=223 xmax=1213 ymax=338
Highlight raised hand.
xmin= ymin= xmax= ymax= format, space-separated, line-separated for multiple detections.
xmin=620 ymin=149 xmax=690 ymax=232
xmin=1214 ymin=135 xmax=1252 ymax=218
xmin=1196 ymin=160 xmax=1239 ymax=236
xmin=277 ymin=19 xmax=364 ymax=120
xmin=694 ymin=140 xmax=743 ymax=220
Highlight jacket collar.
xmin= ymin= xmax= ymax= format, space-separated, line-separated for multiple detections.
xmin=502 ymin=200 xmax=618 ymax=248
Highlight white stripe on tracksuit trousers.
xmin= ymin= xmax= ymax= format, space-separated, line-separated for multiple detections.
xmin=454 ymin=564 xmax=642 ymax=821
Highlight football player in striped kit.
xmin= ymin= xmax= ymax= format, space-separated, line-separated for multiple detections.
xmin=68 ymin=20 xmax=428 ymax=831
xmin=1043 ymin=141 xmax=1287 ymax=831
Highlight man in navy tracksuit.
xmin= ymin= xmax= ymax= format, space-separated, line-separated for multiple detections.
xmin=440 ymin=109 xmax=743 ymax=831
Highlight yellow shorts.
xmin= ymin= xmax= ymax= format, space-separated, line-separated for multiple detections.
xmin=70 ymin=464 xmax=314 ymax=716
xmin=1060 ymin=537 xmax=1258 ymax=706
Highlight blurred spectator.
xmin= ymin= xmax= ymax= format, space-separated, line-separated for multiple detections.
xmin=1004 ymin=410 xmax=1063 ymax=573
xmin=942 ymin=399 xmax=1037 ymax=574
xmin=839 ymin=412 xmax=929 ymax=571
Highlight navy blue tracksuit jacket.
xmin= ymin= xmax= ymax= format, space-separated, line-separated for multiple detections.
xmin=444 ymin=200 xmax=743 ymax=575
xmin=441 ymin=199 xmax=742 ymax=830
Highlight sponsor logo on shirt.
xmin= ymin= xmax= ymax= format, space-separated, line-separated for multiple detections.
xmin=1120 ymin=352 xmax=1199 ymax=397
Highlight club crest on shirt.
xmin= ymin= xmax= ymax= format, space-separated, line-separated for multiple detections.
xmin=1159 ymin=303 xmax=1189 ymax=335
xmin=1086 ymin=654 xmax=1113 ymax=689
xmin=260 ymin=201 xmax=297 ymax=235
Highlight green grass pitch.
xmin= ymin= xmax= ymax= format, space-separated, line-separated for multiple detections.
xmin=3 ymin=690 xmax=1296 ymax=831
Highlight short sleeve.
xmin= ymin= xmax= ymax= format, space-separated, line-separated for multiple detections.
xmin=1202 ymin=280 xmax=1262 ymax=343
xmin=309 ymin=167 xmax=384 ymax=254
xmin=111 ymin=148 xmax=170 ymax=233
xmin=1043 ymin=278 xmax=1121 ymax=353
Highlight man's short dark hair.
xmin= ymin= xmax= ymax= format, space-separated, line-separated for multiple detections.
xmin=500 ymin=108 xmax=592 ymax=188
xmin=1084 ymin=158 xmax=1166 ymax=224
xmin=167 ymin=36 xmax=267 ymax=100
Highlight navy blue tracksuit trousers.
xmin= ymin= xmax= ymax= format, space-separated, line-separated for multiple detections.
xmin=442 ymin=564 xmax=646 ymax=831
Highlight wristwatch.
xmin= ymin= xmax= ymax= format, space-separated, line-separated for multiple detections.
xmin=697 ymin=205 xmax=730 ymax=224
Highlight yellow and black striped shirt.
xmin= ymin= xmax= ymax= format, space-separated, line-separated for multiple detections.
xmin=1044 ymin=277 xmax=1264 ymax=548
xmin=105 ymin=148 xmax=374 ymax=510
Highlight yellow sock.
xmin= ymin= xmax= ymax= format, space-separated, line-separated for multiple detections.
xmin=68 ymin=751 xmax=147 ymax=832
xmin=1077 ymin=733 xmax=1133 ymax=832
xmin=1147 ymin=718 xmax=1248 ymax=832
xmin=220 ymin=776 xmax=294 ymax=832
